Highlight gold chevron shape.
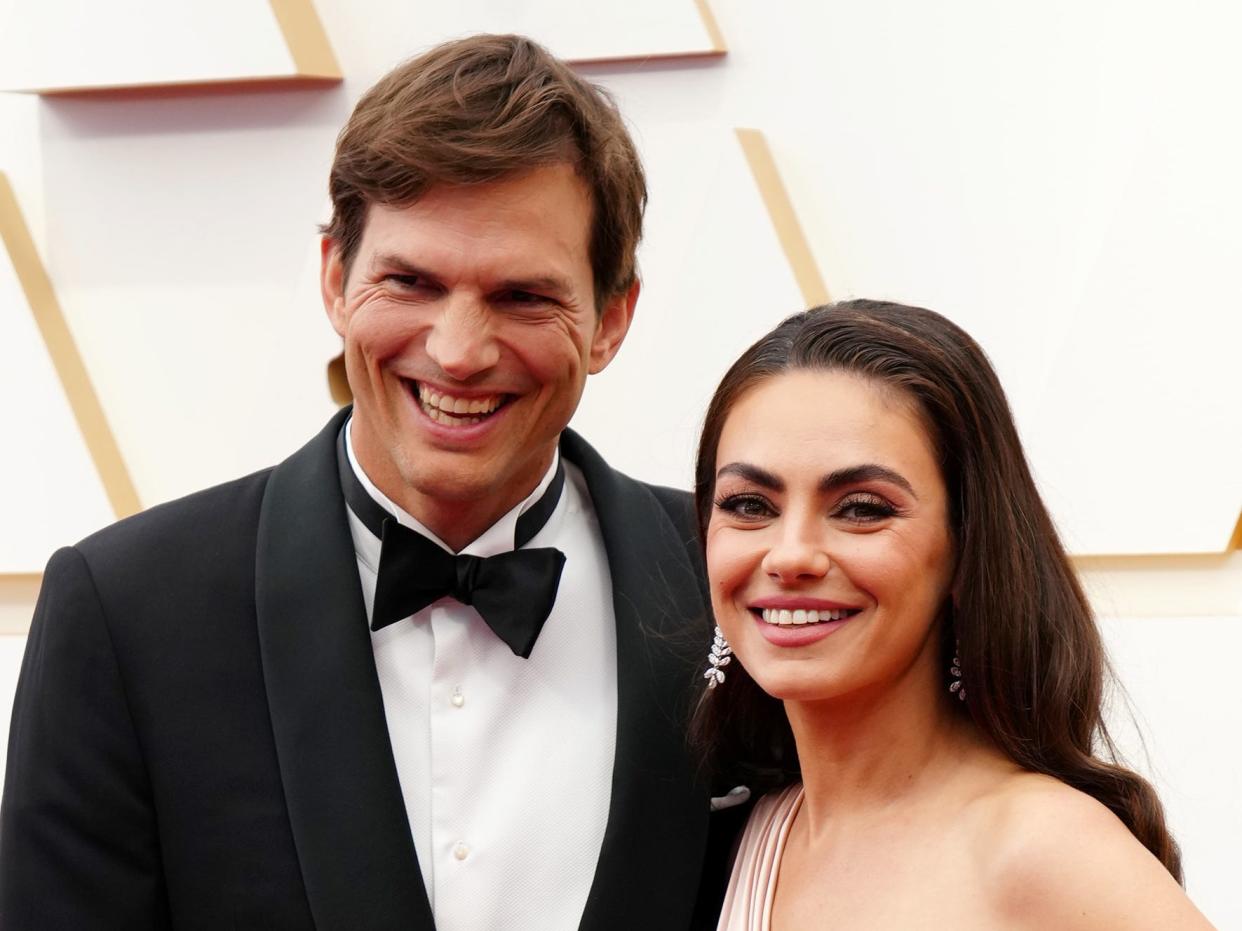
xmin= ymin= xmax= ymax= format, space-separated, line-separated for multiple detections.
xmin=731 ymin=129 xmax=1242 ymax=558
xmin=0 ymin=575 xmax=43 ymax=635
xmin=694 ymin=0 xmax=728 ymax=54
xmin=565 ymin=0 xmax=727 ymax=64
xmin=6 ymin=0 xmax=339 ymax=96
xmin=735 ymin=128 xmax=831 ymax=308
xmin=0 ymin=172 xmax=140 ymax=522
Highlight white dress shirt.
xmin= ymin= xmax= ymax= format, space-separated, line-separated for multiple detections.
xmin=344 ymin=421 xmax=617 ymax=930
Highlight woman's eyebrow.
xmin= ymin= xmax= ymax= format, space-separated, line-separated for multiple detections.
xmin=716 ymin=462 xmax=783 ymax=491
xmin=819 ymin=464 xmax=917 ymax=498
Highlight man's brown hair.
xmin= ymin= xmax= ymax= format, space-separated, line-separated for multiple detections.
xmin=323 ymin=33 xmax=647 ymax=308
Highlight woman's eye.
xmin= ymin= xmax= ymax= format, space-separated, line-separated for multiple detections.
xmin=714 ymin=493 xmax=774 ymax=521
xmin=834 ymin=494 xmax=898 ymax=524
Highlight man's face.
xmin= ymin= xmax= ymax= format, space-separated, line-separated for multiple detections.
xmin=322 ymin=164 xmax=636 ymax=544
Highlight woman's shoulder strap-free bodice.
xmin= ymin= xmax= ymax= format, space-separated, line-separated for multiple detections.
xmin=716 ymin=783 xmax=804 ymax=931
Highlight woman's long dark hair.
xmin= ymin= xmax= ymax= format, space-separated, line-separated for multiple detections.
xmin=692 ymin=300 xmax=1182 ymax=881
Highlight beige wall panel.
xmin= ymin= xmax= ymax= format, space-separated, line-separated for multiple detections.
xmin=0 ymin=174 xmax=128 ymax=572
xmin=1078 ymin=552 xmax=1242 ymax=618
xmin=0 ymin=96 xmax=42 ymax=242
xmin=671 ymin=0 xmax=1242 ymax=557
xmin=0 ymin=579 xmax=40 ymax=635
xmin=570 ymin=124 xmax=806 ymax=487
xmin=0 ymin=0 xmax=339 ymax=94
xmin=735 ymin=129 xmax=830 ymax=308
xmin=0 ymin=635 xmax=26 ymax=754
xmin=1099 ymin=614 xmax=1242 ymax=929
xmin=34 ymin=92 xmax=345 ymax=511
xmin=310 ymin=0 xmax=720 ymax=85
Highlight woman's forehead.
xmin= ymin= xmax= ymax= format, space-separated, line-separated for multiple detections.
xmin=718 ymin=370 xmax=935 ymax=466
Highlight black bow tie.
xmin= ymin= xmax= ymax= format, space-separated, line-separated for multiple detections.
xmin=337 ymin=427 xmax=567 ymax=658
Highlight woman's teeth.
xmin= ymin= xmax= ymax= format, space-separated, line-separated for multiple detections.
xmin=759 ymin=608 xmax=853 ymax=626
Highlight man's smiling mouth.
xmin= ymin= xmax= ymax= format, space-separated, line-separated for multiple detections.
xmin=408 ymin=380 xmax=511 ymax=427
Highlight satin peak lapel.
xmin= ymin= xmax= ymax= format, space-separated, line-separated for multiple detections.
xmin=562 ymin=430 xmax=713 ymax=931
xmin=255 ymin=408 xmax=434 ymax=931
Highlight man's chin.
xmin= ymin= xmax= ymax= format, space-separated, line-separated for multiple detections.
xmin=400 ymin=469 xmax=493 ymax=504
xmin=396 ymin=449 xmax=516 ymax=502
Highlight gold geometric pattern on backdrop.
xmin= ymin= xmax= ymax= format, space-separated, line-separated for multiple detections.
xmin=7 ymin=2 xmax=1238 ymax=644
xmin=0 ymin=173 xmax=140 ymax=520
xmin=12 ymin=0 xmax=340 ymax=96
xmin=735 ymin=128 xmax=831 ymax=308
xmin=733 ymin=129 xmax=1241 ymax=560
xmin=1 ymin=172 xmax=140 ymax=630
xmin=7 ymin=0 xmax=727 ymax=95
xmin=694 ymin=0 xmax=728 ymax=55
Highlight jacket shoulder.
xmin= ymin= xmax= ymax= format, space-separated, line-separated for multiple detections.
xmin=72 ymin=468 xmax=274 ymax=578
xmin=644 ymin=482 xmax=697 ymax=534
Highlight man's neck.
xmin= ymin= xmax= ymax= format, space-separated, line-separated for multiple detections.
xmin=347 ymin=423 xmax=557 ymax=553
xmin=397 ymin=487 xmax=544 ymax=553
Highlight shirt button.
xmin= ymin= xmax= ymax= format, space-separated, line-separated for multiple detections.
xmin=450 ymin=687 xmax=465 ymax=708
xmin=453 ymin=842 xmax=470 ymax=861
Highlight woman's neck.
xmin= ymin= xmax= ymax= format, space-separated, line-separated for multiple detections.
xmin=784 ymin=649 xmax=978 ymax=843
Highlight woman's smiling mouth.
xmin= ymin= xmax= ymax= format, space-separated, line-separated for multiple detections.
xmin=756 ymin=607 xmax=860 ymax=626
xmin=747 ymin=600 xmax=863 ymax=647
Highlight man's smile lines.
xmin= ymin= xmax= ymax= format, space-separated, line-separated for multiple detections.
xmin=758 ymin=607 xmax=859 ymax=626
xmin=413 ymin=382 xmax=508 ymax=426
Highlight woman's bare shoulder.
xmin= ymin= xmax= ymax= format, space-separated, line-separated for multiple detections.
xmin=963 ymin=771 xmax=1214 ymax=930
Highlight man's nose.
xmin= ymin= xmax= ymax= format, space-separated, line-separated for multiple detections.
xmin=423 ymin=295 xmax=500 ymax=380
xmin=761 ymin=526 xmax=831 ymax=583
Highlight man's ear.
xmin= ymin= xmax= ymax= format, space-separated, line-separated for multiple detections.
xmin=321 ymin=237 xmax=349 ymax=337
xmin=588 ymin=278 xmax=641 ymax=374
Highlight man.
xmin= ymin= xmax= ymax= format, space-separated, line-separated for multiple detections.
xmin=1 ymin=35 xmax=743 ymax=929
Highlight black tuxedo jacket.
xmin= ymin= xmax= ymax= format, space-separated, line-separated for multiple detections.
xmin=1 ymin=409 xmax=737 ymax=930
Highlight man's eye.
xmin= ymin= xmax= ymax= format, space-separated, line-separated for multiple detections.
xmin=834 ymin=494 xmax=898 ymax=524
xmin=387 ymin=274 xmax=428 ymax=289
xmin=714 ymin=493 xmax=774 ymax=521
xmin=502 ymin=290 xmax=549 ymax=305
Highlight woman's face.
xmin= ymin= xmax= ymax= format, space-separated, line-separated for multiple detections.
xmin=706 ymin=369 xmax=955 ymax=703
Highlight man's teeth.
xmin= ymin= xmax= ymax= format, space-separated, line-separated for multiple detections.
xmin=418 ymin=385 xmax=504 ymax=425
xmin=759 ymin=608 xmax=853 ymax=626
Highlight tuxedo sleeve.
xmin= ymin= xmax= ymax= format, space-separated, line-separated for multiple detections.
xmin=1 ymin=546 xmax=172 ymax=929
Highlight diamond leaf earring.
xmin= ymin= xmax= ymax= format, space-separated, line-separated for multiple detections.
xmin=704 ymin=626 xmax=733 ymax=689
xmin=949 ymin=643 xmax=966 ymax=701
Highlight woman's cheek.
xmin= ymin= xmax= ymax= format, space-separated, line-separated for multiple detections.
xmin=707 ymin=530 xmax=759 ymax=639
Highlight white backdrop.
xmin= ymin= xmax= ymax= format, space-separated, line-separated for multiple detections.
xmin=1 ymin=1 xmax=1239 ymax=925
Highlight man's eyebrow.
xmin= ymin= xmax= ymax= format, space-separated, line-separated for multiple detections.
xmin=819 ymin=464 xmax=917 ymax=498
xmin=371 ymin=253 xmax=436 ymax=279
xmin=493 ymin=274 xmax=575 ymax=300
xmin=716 ymin=462 xmax=784 ymax=491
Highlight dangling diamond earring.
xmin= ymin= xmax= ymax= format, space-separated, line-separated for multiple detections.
xmin=949 ymin=642 xmax=966 ymax=701
xmin=704 ymin=626 xmax=732 ymax=689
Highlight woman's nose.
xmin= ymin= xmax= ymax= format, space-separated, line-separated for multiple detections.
xmin=761 ymin=533 xmax=831 ymax=583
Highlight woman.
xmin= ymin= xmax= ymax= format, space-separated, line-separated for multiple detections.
xmin=694 ymin=301 xmax=1214 ymax=930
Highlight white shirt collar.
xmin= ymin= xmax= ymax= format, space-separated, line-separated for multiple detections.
xmin=343 ymin=417 xmax=561 ymax=563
